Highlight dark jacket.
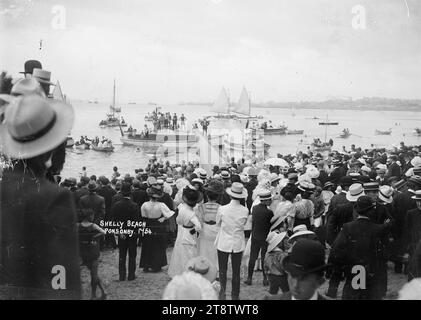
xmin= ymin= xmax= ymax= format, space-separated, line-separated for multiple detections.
xmin=111 ymin=192 xmax=125 ymax=206
xmin=79 ymin=192 xmax=105 ymax=223
xmin=110 ymin=197 xmax=140 ymax=234
xmin=326 ymin=202 xmax=354 ymax=245
xmin=132 ymin=188 xmax=149 ymax=209
xmin=245 ymin=178 xmax=258 ymax=210
xmin=73 ymin=187 xmax=89 ymax=208
xmin=97 ymin=184 xmax=117 ymax=219
xmin=387 ymin=162 xmax=401 ymax=180
xmin=330 ymin=217 xmax=390 ymax=276
xmin=0 ymin=171 xmax=81 ymax=299
xmin=403 ymin=208 xmax=421 ymax=255
xmin=251 ymin=203 xmax=274 ymax=241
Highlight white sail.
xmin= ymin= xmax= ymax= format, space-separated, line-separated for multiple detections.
xmin=52 ymin=80 xmax=64 ymax=101
xmin=230 ymin=86 xmax=250 ymax=116
xmin=212 ymin=87 xmax=230 ymax=114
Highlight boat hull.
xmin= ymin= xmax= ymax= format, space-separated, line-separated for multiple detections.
xmin=263 ymin=128 xmax=287 ymax=135
xmin=120 ymin=131 xmax=198 ymax=148
xmin=91 ymin=145 xmax=114 ymax=152
xmin=287 ymin=130 xmax=304 ymax=135
xmin=375 ymin=130 xmax=391 ymax=135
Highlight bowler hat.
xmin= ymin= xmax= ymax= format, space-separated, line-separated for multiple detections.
xmin=204 ymin=179 xmax=224 ymax=194
xmin=20 ymin=60 xmax=42 ymax=75
xmin=282 ymin=239 xmax=329 ymax=277
xmin=87 ymin=181 xmax=98 ymax=191
xmin=354 ymin=195 xmax=375 ymax=215
xmin=363 ymin=182 xmax=380 ymax=192
xmin=121 ymin=182 xmax=132 ymax=196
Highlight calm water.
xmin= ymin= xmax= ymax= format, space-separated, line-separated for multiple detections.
xmin=61 ymin=101 xmax=421 ymax=179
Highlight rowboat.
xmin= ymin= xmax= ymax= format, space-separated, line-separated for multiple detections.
xmin=286 ymin=130 xmax=304 ymax=135
xmin=66 ymin=136 xmax=75 ymax=148
xmin=90 ymin=145 xmax=115 ymax=152
xmin=74 ymin=143 xmax=90 ymax=150
xmin=375 ymin=129 xmax=392 ymax=135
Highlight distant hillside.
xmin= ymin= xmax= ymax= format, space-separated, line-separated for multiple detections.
xmin=254 ymin=97 xmax=421 ymax=112
xmin=179 ymin=97 xmax=421 ymax=112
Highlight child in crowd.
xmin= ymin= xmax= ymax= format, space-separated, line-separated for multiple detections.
xmin=264 ymin=231 xmax=291 ymax=295
xmin=78 ymin=209 xmax=107 ymax=300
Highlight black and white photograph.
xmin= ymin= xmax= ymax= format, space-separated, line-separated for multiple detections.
xmin=1 ymin=0 xmax=421 ymax=303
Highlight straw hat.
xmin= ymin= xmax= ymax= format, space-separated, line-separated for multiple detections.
xmin=162 ymin=271 xmax=217 ymax=300
xmin=266 ymin=231 xmax=288 ymax=252
xmin=411 ymin=190 xmax=421 ymax=201
xmin=289 ymin=224 xmax=315 ymax=241
xmin=411 ymin=156 xmax=421 ymax=168
xmin=258 ymin=189 xmax=273 ymax=202
xmin=32 ymin=68 xmax=55 ymax=85
xmin=0 ymin=95 xmax=74 ymax=159
xmin=346 ymin=183 xmax=365 ymax=202
xmin=378 ymin=185 xmax=394 ymax=204
xmin=226 ymin=182 xmax=247 ymax=199
xmin=363 ymin=182 xmax=380 ymax=192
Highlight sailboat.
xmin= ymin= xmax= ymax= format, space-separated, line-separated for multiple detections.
xmin=99 ymin=79 xmax=127 ymax=128
xmin=312 ymin=115 xmax=338 ymax=152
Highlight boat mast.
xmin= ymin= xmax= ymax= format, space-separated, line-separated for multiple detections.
xmin=112 ymin=78 xmax=116 ymax=117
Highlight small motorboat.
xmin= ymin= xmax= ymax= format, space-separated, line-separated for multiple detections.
xmin=339 ymin=128 xmax=351 ymax=138
xmin=375 ymin=129 xmax=392 ymax=135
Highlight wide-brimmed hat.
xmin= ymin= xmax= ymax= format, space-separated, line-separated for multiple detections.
xmin=87 ymin=181 xmax=98 ymax=191
xmin=258 ymin=189 xmax=273 ymax=201
xmin=346 ymin=183 xmax=365 ymax=202
xmin=10 ymin=78 xmax=46 ymax=97
xmin=361 ymin=165 xmax=371 ymax=173
xmin=354 ymin=195 xmax=375 ymax=215
xmin=247 ymin=167 xmax=258 ymax=176
xmin=165 ymin=177 xmax=175 ymax=186
xmin=297 ymin=181 xmax=315 ymax=192
xmin=0 ymin=95 xmax=74 ymax=159
xmin=226 ymin=182 xmax=247 ymax=199
xmin=191 ymin=178 xmax=204 ymax=186
xmin=197 ymin=169 xmax=207 ymax=180
xmin=266 ymin=231 xmax=288 ymax=252
xmin=204 ymin=179 xmax=224 ymax=194
xmin=220 ymin=170 xmax=230 ymax=179
xmin=378 ymin=185 xmax=394 ymax=204
xmin=182 ymin=185 xmax=201 ymax=206
xmin=363 ymin=182 xmax=380 ymax=192
xmin=411 ymin=156 xmax=421 ymax=168
xmin=20 ymin=60 xmax=42 ymax=75
xmin=185 ymin=256 xmax=217 ymax=283
xmin=282 ymin=239 xmax=329 ymax=277
xmin=147 ymin=176 xmax=157 ymax=186
xmin=32 ymin=68 xmax=55 ymax=85
xmin=289 ymin=224 xmax=315 ymax=241
xmin=270 ymin=208 xmax=289 ymax=231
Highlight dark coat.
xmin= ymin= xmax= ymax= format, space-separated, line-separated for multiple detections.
xmin=132 ymin=188 xmax=149 ymax=209
xmin=328 ymin=192 xmax=348 ymax=214
xmin=79 ymin=192 xmax=105 ymax=223
xmin=0 ymin=171 xmax=81 ymax=299
xmin=97 ymin=184 xmax=117 ymax=218
xmin=329 ymin=167 xmax=345 ymax=184
xmin=111 ymin=192 xmax=125 ymax=206
xmin=73 ymin=187 xmax=89 ymax=208
xmin=251 ymin=203 xmax=274 ymax=241
xmin=245 ymin=178 xmax=258 ymax=210
xmin=326 ymin=202 xmax=354 ymax=245
xmin=403 ymin=208 xmax=421 ymax=255
xmin=111 ymin=197 xmax=140 ymax=234
xmin=387 ymin=162 xmax=401 ymax=180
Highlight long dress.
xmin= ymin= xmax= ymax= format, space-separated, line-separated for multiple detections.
xmin=196 ymin=201 xmax=220 ymax=267
xmin=168 ymin=203 xmax=201 ymax=278
xmin=139 ymin=200 xmax=174 ymax=270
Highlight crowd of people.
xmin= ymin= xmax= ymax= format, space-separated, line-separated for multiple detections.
xmin=1 ymin=60 xmax=421 ymax=300
xmin=147 ymin=110 xmax=186 ymax=131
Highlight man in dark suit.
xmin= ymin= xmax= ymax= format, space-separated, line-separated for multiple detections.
xmin=264 ymin=239 xmax=331 ymax=300
xmin=79 ymin=181 xmax=105 ymax=224
xmin=245 ymin=190 xmax=274 ymax=286
xmin=73 ymin=176 xmax=90 ymax=208
xmin=245 ymin=169 xmax=258 ymax=210
xmin=131 ymin=179 xmax=149 ymax=209
xmin=97 ymin=176 xmax=117 ymax=249
xmin=111 ymin=180 xmax=124 ymax=205
xmin=391 ymin=177 xmax=420 ymax=273
xmin=403 ymin=190 xmax=421 ymax=281
xmin=387 ymin=155 xmax=401 ymax=180
xmin=328 ymin=160 xmax=345 ymax=185
xmin=330 ymin=196 xmax=391 ymax=300
xmin=111 ymin=183 xmax=140 ymax=281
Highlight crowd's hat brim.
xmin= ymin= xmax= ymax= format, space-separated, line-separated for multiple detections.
xmin=0 ymin=96 xmax=74 ymax=159
xmin=267 ymin=232 xmax=287 ymax=252
xmin=226 ymin=187 xmax=247 ymax=199
xmin=346 ymin=190 xmax=365 ymax=202
xmin=289 ymin=230 xmax=315 ymax=241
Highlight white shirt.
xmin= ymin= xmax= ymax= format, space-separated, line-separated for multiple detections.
xmin=215 ymin=200 xmax=248 ymax=253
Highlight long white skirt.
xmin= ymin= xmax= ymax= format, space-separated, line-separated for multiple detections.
xmin=198 ymin=224 xmax=219 ymax=270
xmin=168 ymin=226 xmax=198 ymax=278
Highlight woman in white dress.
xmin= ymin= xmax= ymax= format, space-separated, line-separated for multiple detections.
xmin=168 ymin=185 xmax=202 ymax=278
xmin=196 ymin=179 xmax=223 ymax=266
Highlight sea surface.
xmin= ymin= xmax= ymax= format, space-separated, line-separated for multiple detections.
xmin=61 ymin=101 xmax=421 ymax=179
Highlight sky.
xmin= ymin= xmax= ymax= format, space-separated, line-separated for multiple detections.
xmin=1 ymin=0 xmax=421 ymax=104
